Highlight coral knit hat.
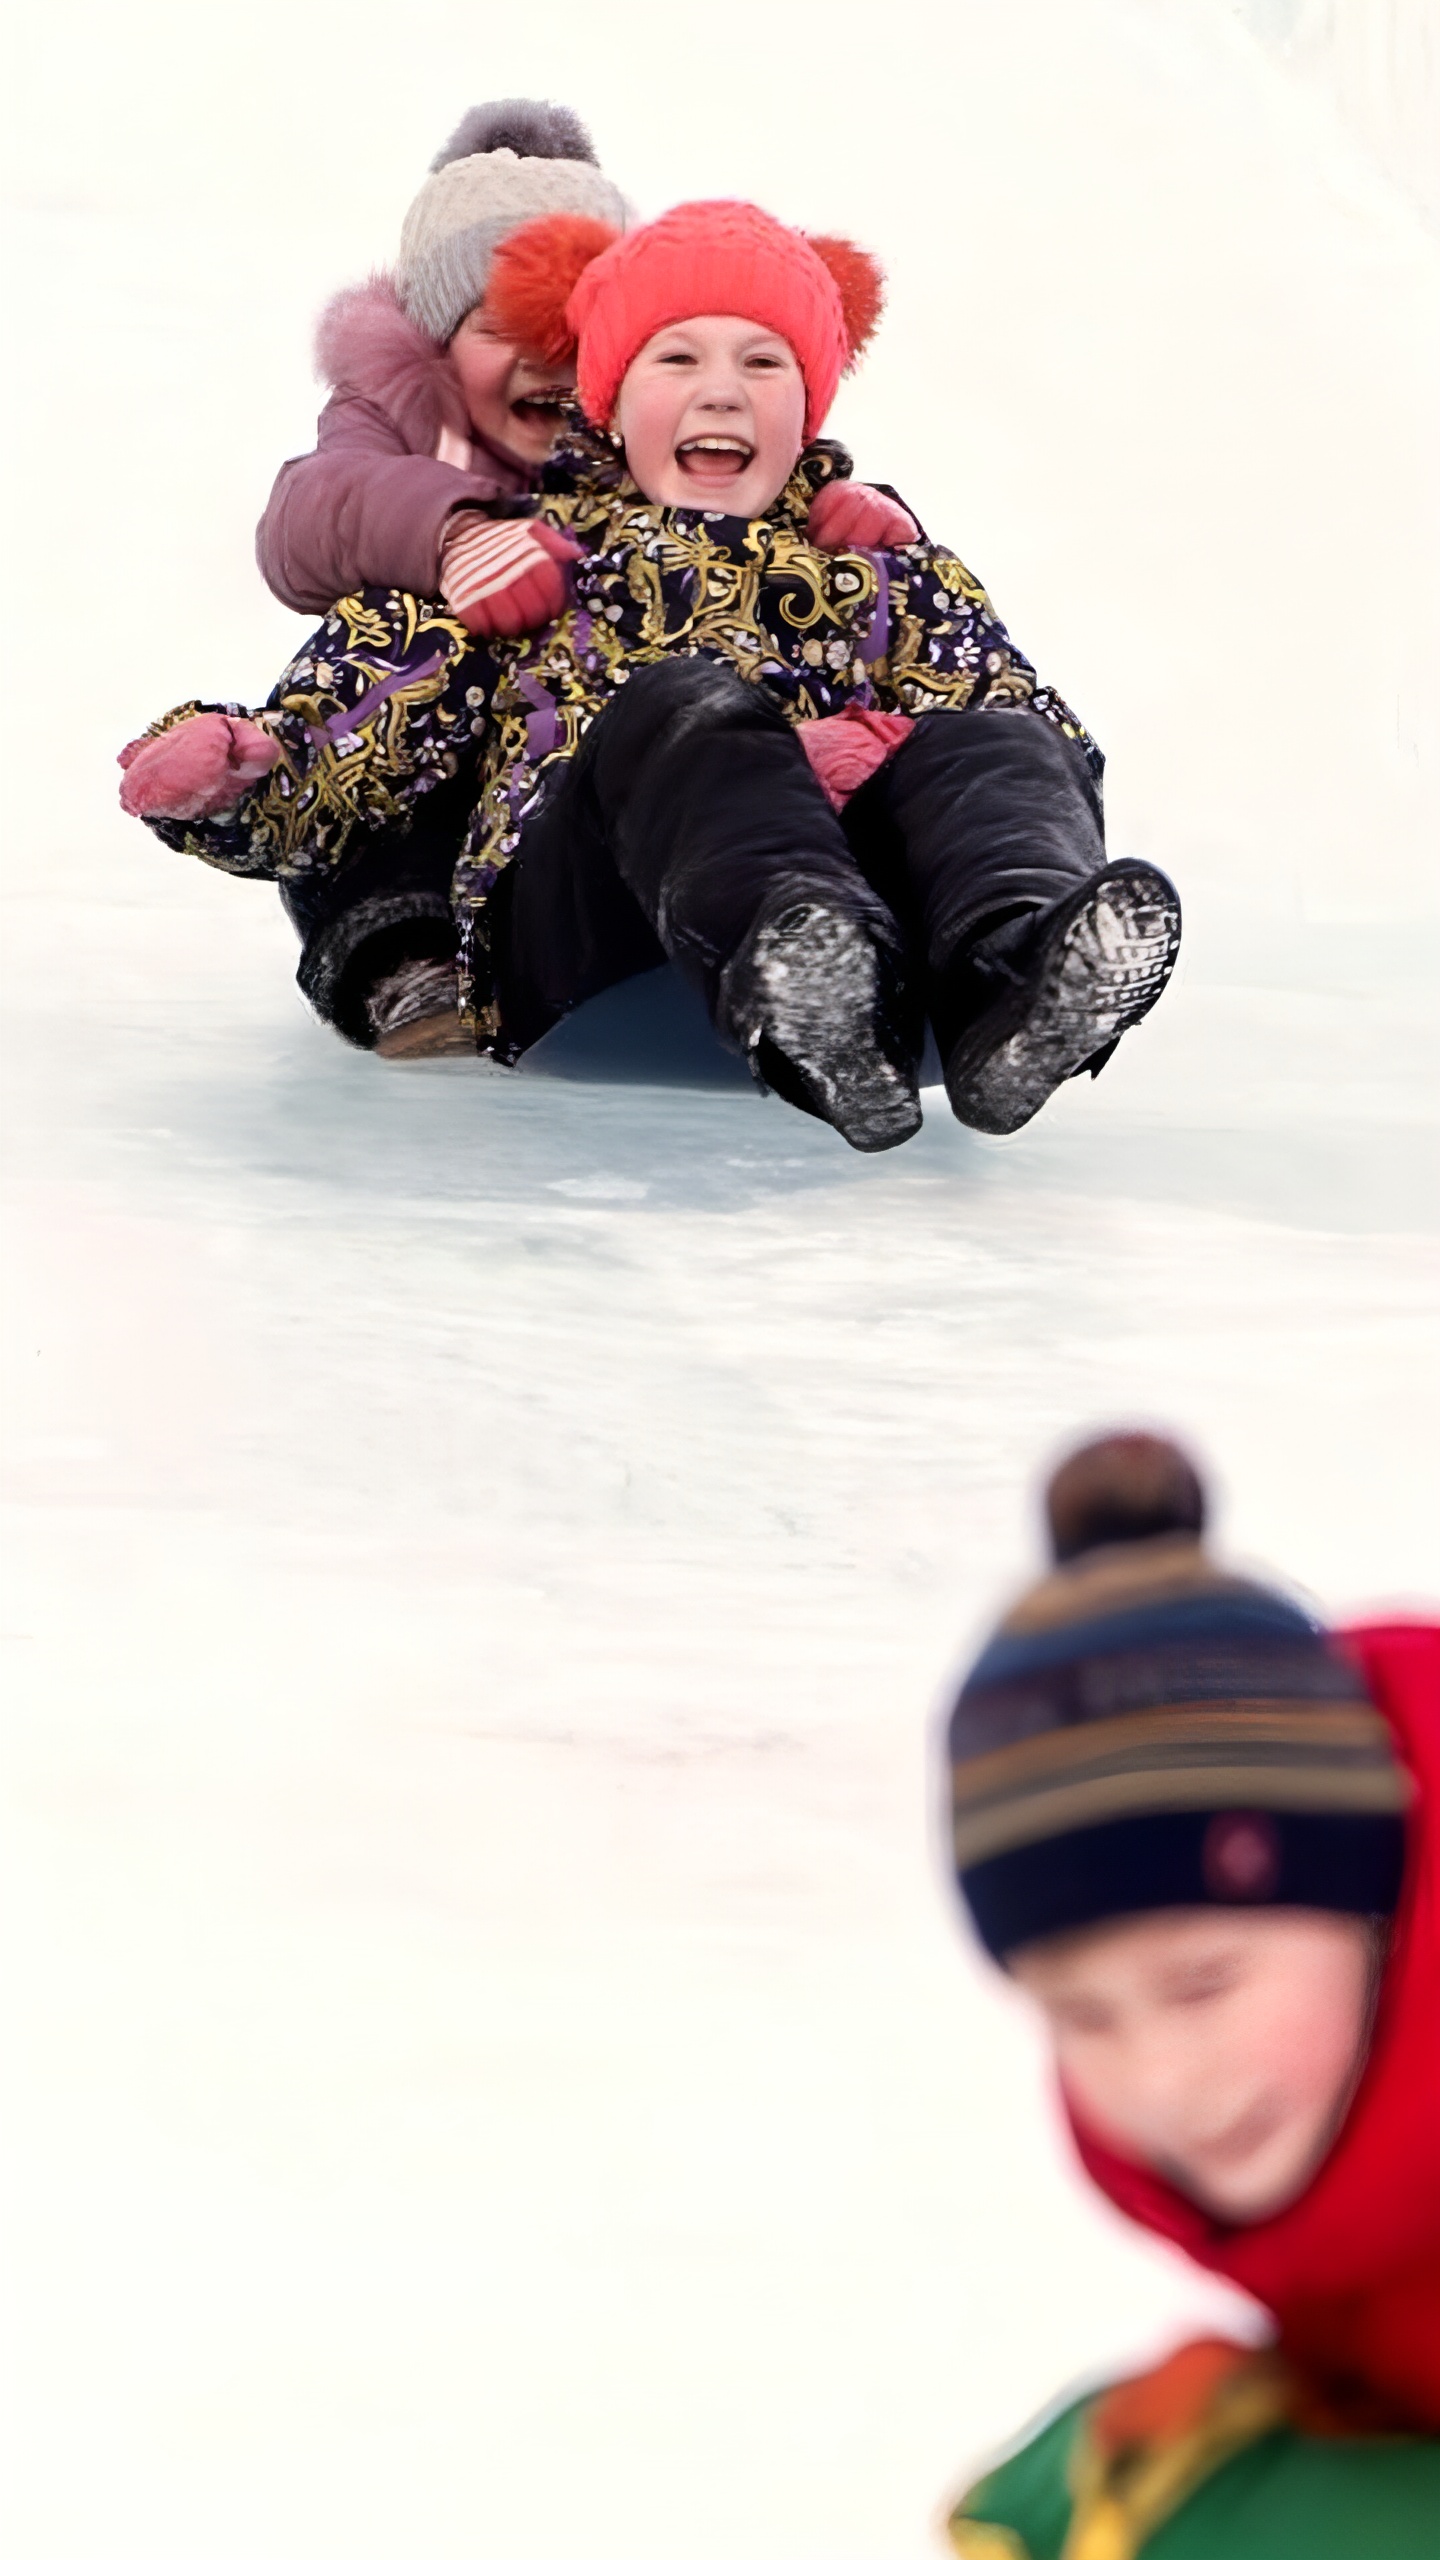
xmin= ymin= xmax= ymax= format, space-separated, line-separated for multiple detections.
xmin=486 ymin=198 xmax=884 ymax=442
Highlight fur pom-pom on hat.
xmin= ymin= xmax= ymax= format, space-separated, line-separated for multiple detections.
xmin=488 ymin=198 xmax=885 ymax=441
xmin=429 ymin=99 xmax=599 ymax=174
xmin=805 ymin=235 xmax=885 ymax=368
xmin=1046 ymin=1429 xmax=1207 ymax=1563
xmin=485 ymin=213 xmax=623 ymax=366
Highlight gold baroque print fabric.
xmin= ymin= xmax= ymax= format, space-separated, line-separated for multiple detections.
xmin=139 ymin=417 xmax=1100 ymax=1036
xmin=136 ymin=592 xmax=484 ymax=881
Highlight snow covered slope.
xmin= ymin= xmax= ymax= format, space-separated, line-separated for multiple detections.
xmin=4 ymin=6 xmax=1438 ymax=2556
xmin=1233 ymin=0 xmax=1440 ymax=231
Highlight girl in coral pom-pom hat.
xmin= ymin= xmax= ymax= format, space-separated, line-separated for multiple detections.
xmin=122 ymin=197 xmax=1180 ymax=1146
xmin=139 ymin=105 xmax=914 ymax=1062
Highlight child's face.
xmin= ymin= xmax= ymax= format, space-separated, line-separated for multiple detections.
xmin=450 ymin=303 xmax=576 ymax=464
xmin=613 ymin=315 xmax=808 ymax=515
xmin=1009 ymin=1906 xmax=1379 ymax=2224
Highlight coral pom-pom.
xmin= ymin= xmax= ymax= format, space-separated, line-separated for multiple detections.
xmin=486 ymin=213 xmax=621 ymax=362
xmin=806 ymin=235 xmax=885 ymax=366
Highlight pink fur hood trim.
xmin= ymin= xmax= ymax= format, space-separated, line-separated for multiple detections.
xmin=314 ymin=274 xmax=472 ymax=453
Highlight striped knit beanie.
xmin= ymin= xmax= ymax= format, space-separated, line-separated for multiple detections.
xmin=948 ymin=1433 xmax=1410 ymax=1960
xmin=395 ymin=100 xmax=627 ymax=346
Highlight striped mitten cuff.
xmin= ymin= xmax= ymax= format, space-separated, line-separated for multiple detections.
xmin=439 ymin=513 xmax=580 ymax=638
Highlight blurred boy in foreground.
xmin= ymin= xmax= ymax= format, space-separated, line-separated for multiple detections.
xmin=945 ymin=1431 xmax=1439 ymax=2557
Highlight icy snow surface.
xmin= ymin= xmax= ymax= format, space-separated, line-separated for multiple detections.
xmin=4 ymin=5 xmax=1438 ymax=2556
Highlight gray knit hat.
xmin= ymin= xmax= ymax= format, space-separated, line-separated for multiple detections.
xmin=396 ymin=100 xmax=627 ymax=345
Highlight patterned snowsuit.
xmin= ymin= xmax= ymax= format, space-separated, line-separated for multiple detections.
xmin=140 ymin=423 xmax=1103 ymax=1052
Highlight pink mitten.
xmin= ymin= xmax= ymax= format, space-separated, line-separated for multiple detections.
xmin=440 ymin=513 xmax=583 ymax=637
xmin=798 ymin=703 xmax=916 ymax=811
xmin=118 ymin=713 xmax=281 ymax=819
xmin=806 ymin=480 xmax=918 ymax=552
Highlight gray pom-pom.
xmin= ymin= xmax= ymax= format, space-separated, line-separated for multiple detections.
xmin=430 ymin=98 xmax=598 ymax=174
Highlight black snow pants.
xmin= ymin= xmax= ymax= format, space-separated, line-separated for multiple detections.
xmin=487 ymin=658 xmax=1106 ymax=1066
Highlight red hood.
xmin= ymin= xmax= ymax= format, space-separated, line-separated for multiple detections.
xmin=1067 ymin=1619 xmax=1440 ymax=2428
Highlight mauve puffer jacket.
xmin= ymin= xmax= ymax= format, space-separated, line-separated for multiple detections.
xmin=256 ymin=278 xmax=535 ymax=615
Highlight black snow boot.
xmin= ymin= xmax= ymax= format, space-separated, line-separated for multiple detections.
xmin=720 ymin=899 xmax=923 ymax=1154
xmin=943 ymin=859 xmax=1181 ymax=1136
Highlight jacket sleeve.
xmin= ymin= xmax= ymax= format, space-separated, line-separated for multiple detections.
xmin=255 ymin=391 xmax=519 ymax=616
xmin=872 ymin=544 xmax=1103 ymax=784
xmin=946 ymin=2398 xmax=1088 ymax=2559
xmin=139 ymin=592 xmax=493 ymax=881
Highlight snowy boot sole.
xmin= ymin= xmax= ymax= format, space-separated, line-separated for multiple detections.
xmin=726 ymin=903 xmax=922 ymax=1154
xmin=945 ymin=860 xmax=1181 ymax=1137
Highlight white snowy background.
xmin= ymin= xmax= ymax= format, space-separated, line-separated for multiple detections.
xmin=3 ymin=3 xmax=1438 ymax=2554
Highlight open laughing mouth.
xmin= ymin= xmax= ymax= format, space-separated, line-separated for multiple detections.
xmin=675 ymin=435 xmax=754 ymax=483
xmin=509 ymin=387 xmax=568 ymax=430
